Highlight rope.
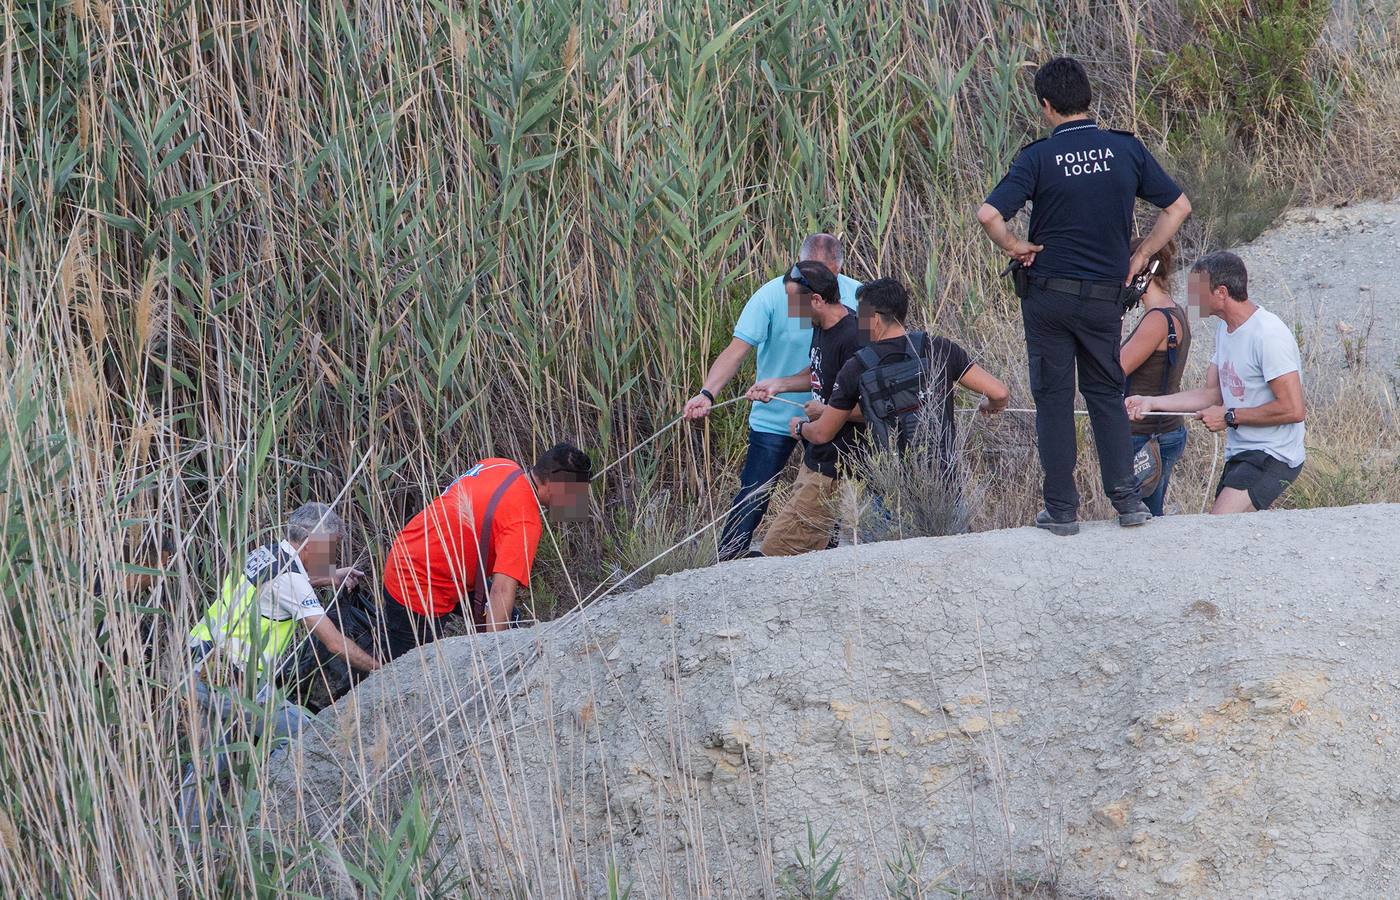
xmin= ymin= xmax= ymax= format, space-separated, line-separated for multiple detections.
xmin=988 ymin=408 xmax=1178 ymax=417
xmin=963 ymin=406 xmax=1222 ymax=514
xmin=591 ymin=396 xmax=747 ymax=481
xmin=593 ymin=396 xmax=1225 ymax=516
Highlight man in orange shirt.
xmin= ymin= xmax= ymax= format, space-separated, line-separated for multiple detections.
xmin=378 ymin=443 xmax=591 ymax=659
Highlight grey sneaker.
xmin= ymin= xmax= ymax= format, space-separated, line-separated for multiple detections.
xmin=1118 ymin=502 xmax=1152 ymax=527
xmin=1034 ymin=510 xmax=1080 ymax=536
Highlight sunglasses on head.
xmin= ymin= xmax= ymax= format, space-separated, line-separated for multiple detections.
xmin=787 ymin=264 xmax=815 ymax=293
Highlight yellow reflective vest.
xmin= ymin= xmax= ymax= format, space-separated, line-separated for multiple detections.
xmin=189 ymin=543 xmax=304 ymax=687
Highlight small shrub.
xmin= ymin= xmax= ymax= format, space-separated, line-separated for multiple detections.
xmin=1167 ymin=116 xmax=1292 ymax=247
xmin=1151 ymin=0 xmax=1332 ymax=132
xmin=779 ymin=821 xmax=844 ymax=900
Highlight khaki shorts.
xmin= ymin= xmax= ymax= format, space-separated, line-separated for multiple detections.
xmin=760 ymin=464 xmax=852 ymax=557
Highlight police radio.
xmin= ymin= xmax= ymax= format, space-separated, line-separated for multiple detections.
xmin=1123 ymin=259 xmax=1161 ymax=312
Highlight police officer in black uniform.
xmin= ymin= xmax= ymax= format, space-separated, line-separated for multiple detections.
xmin=977 ymin=57 xmax=1192 ymax=535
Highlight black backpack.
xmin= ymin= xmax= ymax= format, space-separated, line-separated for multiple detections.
xmin=856 ymin=332 xmax=933 ymax=453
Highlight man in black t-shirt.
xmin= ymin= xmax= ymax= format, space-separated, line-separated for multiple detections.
xmin=799 ymin=278 xmax=1009 ymax=479
xmin=744 ymin=261 xmax=865 ymax=557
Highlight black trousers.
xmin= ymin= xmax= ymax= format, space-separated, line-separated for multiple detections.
xmin=1020 ymin=283 xmax=1141 ymax=518
xmin=373 ymin=589 xmax=462 ymax=662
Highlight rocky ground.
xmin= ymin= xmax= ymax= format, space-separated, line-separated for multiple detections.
xmin=276 ymin=504 xmax=1400 ymax=899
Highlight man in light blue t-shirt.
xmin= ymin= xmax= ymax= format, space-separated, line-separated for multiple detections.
xmin=1128 ymin=251 xmax=1307 ymax=514
xmin=683 ymin=234 xmax=860 ymax=559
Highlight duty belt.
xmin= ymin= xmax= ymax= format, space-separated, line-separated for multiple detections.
xmin=1031 ymin=276 xmax=1126 ymax=303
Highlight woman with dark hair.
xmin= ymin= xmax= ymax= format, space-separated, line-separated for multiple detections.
xmin=1121 ymin=238 xmax=1192 ymax=516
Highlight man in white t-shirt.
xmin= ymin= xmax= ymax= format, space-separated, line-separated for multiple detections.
xmin=1127 ymin=251 xmax=1306 ymax=513
xmin=180 ymin=502 xmax=380 ymax=825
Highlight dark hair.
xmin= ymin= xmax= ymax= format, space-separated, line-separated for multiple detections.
xmin=1129 ymin=236 xmax=1176 ymax=291
xmin=534 ymin=442 xmax=592 ymax=482
xmin=1190 ymin=251 xmax=1249 ymax=301
xmin=783 ymin=260 xmax=841 ymax=305
xmin=855 ymin=277 xmax=909 ymax=324
xmin=1034 ymin=57 xmax=1092 ymax=116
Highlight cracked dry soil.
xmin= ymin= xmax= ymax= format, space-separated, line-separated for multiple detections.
xmin=279 ymin=503 xmax=1400 ymax=898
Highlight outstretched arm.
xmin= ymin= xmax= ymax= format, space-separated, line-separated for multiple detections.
xmin=1195 ymin=371 xmax=1305 ymax=434
xmin=307 ymin=615 xmax=381 ymax=673
xmin=748 ymin=370 xmax=812 ymax=402
xmin=483 ymin=574 xmax=522 ymax=633
xmin=796 ymin=406 xmax=853 ymax=445
xmin=1127 ymin=365 xmax=1221 ymax=419
xmin=683 ymin=339 xmax=754 ymax=420
xmin=958 ymin=364 xmax=1009 ymax=414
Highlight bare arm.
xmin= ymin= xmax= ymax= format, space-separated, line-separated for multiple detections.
xmin=308 ymin=615 xmax=380 ymax=673
xmin=748 ymin=369 xmax=812 ymax=402
xmin=1125 ymin=194 xmax=1192 ymax=285
xmin=957 ymin=364 xmax=1009 ymax=414
xmin=483 ymin=574 xmax=521 ymax=633
xmin=1120 ymin=312 xmax=1169 ymax=376
xmin=1238 ymin=371 xmax=1306 ymax=426
xmin=1127 ymin=365 xmax=1221 ymax=419
xmin=797 ymin=406 xmax=854 ymax=445
xmin=976 ymin=204 xmax=1043 ymax=265
xmin=683 ymin=338 xmax=754 ymax=420
xmin=1194 ymin=369 xmax=1304 ymax=434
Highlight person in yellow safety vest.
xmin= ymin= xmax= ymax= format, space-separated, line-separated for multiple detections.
xmin=179 ymin=502 xmax=379 ymax=826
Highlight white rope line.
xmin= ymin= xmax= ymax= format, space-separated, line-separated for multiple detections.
xmin=984 ymin=408 xmax=1183 ymax=417
xmin=590 ymin=397 xmax=748 ymax=481
xmin=960 ymin=406 xmax=1223 ymax=514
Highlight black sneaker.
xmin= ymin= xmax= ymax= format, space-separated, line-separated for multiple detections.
xmin=1034 ymin=510 xmax=1080 ymax=536
xmin=1118 ymin=502 xmax=1152 ymax=527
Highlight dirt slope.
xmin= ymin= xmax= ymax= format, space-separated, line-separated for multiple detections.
xmin=1233 ymin=199 xmax=1400 ymax=373
xmin=277 ymin=504 xmax=1400 ymax=898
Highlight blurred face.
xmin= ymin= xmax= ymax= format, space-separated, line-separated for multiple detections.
xmin=297 ymin=535 xmax=339 ymax=581
xmin=858 ymin=308 xmax=891 ymax=342
xmin=541 ymin=479 xmax=590 ymax=522
xmin=784 ymin=281 xmax=816 ymax=327
xmin=1186 ymin=271 xmax=1225 ymax=319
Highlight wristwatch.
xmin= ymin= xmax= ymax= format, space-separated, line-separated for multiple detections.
xmin=1224 ymin=409 xmax=1238 ymax=429
xmin=700 ymin=388 xmax=715 ymax=403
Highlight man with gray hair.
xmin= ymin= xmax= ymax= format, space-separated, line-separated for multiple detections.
xmin=180 ymin=502 xmax=380 ymax=823
xmin=1128 ymin=251 xmax=1306 ymax=513
xmin=682 ymin=234 xmax=861 ymax=559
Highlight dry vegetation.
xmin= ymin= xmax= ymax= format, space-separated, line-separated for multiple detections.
xmin=2 ymin=0 xmax=1399 ymax=895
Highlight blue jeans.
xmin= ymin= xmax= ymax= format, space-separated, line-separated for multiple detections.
xmin=178 ymin=679 xmax=309 ymax=827
xmin=717 ymin=429 xmax=798 ymax=560
xmin=1132 ymin=425 xmax=1188 ymax=517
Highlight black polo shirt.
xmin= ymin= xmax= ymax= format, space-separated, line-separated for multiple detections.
xmin=984 ymin=119 xmax=1183 ymax=284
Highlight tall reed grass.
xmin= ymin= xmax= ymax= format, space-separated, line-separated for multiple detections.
xmin=3 ymin=0 xmax=1399 ymax=894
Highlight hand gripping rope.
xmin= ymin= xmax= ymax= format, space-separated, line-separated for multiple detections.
xmin=596 ymin=397 xmax=1220 ymax=517
xmin=980 ymin=407 xmax=1222 ymax=515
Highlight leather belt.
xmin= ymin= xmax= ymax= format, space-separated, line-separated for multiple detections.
xmin=1031 ymin=276 xmax=1125 ymax=303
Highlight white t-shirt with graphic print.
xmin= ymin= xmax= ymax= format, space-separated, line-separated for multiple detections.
xmin=1212 ymin=306 xmax=1305 ymax=467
